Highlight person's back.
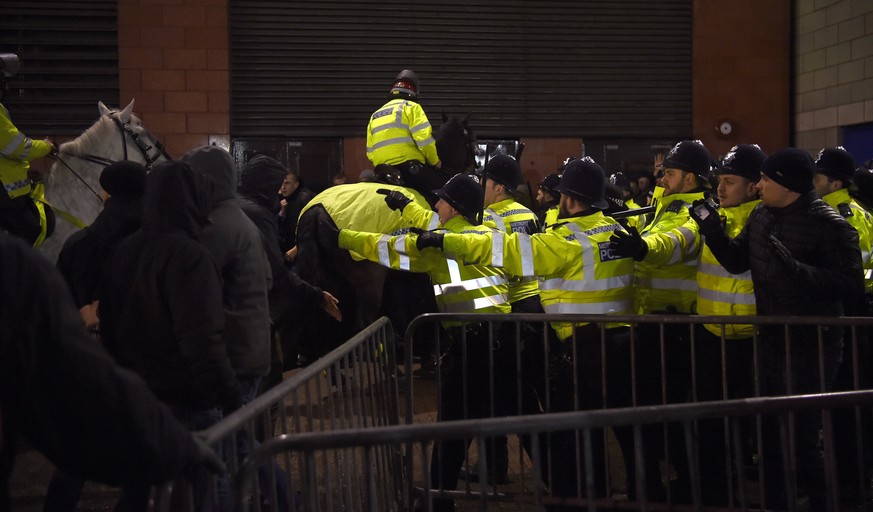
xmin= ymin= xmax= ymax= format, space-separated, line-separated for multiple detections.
xmin=181 ymin=146 xmax=272 ymax=384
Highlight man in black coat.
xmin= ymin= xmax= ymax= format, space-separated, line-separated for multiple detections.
xmin=690 ymin=147 xmax=864 ymax=511
xmin=276 ymin=169 xmax=314 ymax=264
xmin=0 ymin=232 xmax=223 ymax=511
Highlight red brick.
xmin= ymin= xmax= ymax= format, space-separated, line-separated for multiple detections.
xmin=164 ymin=48 xmax=208 ymax=70
xmin=185 ymin=27 xmax=227 ymax=50
xmin=183 ymin=0 xmax=226 ymax=6
xmin=163 ymin=6 xmax=208 ymax=27
xmin=123 ymin=92 xmax=166 ymax=116
xmin=117 ymin=26 xmax=141 ymax=48
xmin=206 ymin=7 xmax=227 ymax=28
xmin=119 ymin=69 xmax=142 ymax=93
xmin=142 ymin=112 xmax=187 ymax=134
xmin=119 ymin=47 xmax=164 ymax=70
xmin=118 ymin=5 xmax=163 ymax=27
xmin=208 ymin=91 xmax=229 ymax=113
xmin=142 ymin=69 xmax=186 ymax=91
xmin=187 ymin=113 xmax=229 ymax=134
xmin=138 ymin=0 xmax=183 ymax=5
xmin=186 ymin=70 xmax=228 ymax=92
xmin=141 ymin=27 xmax=186 ymax=49
xmin=165 ymin=91 xmax=209 ymax=112
xmin=166 ymin=135 xmax=210 ymax=158
xmin=207 ymin=49 xmax=228 ymax=70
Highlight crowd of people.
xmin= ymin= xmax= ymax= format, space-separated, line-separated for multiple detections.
xmin=2 ymin=58 xmax=873 ymax=512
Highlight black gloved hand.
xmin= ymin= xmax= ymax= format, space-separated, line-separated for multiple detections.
xmin=192 ymin=432 xmax=227 ymax=475
xmin=376 ymin=188 xmax=413 ymax=212
xmin=769 ymin=234 xmax=799 ymax=276
xmin=415 ymin=231 xmax=445 ymax=251
xmin=688 ymin=198 xmax=722 ymax=236
xmin=609 ymin=225 xmax=648 ymax=261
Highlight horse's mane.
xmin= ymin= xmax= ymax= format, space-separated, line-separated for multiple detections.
xmin=58 ymin=112 xmax=124 ymax=157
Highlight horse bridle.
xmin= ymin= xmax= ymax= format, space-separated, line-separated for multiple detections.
xmin=53 ymin=112 xmax=172 ymax=202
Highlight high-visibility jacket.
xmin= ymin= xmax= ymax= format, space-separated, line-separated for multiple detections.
xmin=697 ymin=199 xmax=759 ymax=338
xmin=542 ymin=205 xmax=560 ymax=230
xmin=299 ymin=182 xmax=438 ymax=260
xmin=0 ymin=103 xmax=52 ymax=201
xmin=634 ymin=190 xmax=705 ymax=314
xmin=442 ymin=210 xmax=634 ymax=340
xmin=822 ymin=188 xmax=873 ymax=293
xmin=483 ymin=198 xmax=541 ymax=304
xmin=366 ymin=98 xmax=439 ymax=167
xmin=339 ymin=214 xmax=511 ymax=317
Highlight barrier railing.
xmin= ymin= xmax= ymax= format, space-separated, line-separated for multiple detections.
xmin=148 ymin=317 xmax=399 ymax=512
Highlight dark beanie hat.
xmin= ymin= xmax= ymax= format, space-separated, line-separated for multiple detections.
xmin=99 ymin=160 xmax=146 ymax=199
xmin=760 ymin=148 xmax=815 ymax=193
xmin=815 ymin=146 xmax=857 ymax=184
xmin=717 ymin=144 xmax=766 ymax=182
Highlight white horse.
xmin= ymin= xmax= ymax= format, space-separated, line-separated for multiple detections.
xmin=40 ymin=99 xmax=171 ymax=262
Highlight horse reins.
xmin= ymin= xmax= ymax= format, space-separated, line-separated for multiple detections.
xmin=46 ymin=112 xmax=172 ymax=226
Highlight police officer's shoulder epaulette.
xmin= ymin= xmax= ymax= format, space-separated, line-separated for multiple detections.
xmin=838 ymin=203 xmax=853 ymax=218
xmin=665 ymin=199 xmax=687 ymax=214
xmin=548 ymin=220 xmax=571 ymax=230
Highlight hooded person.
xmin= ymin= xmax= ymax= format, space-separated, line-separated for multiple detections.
xmin=238 ymin=154 xmax=341 ymax=369
xmin=180 ymin=146 xmax=272 ymax=395
xmin=97 ymin=160 xmax=242 ymax=509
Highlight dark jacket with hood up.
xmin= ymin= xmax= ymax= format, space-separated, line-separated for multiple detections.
xmin=56 ymin=195 xmax=142 ymax=308
xmin=181 ymin=146 xmax=271 ymax=379
xmin=704 ymin=191 xmax=864 ymax=321
xmin=1 ymin=233 xmax=202 ymax=510
xmin=239 ymin=155 xmax=323 ymax=319
xmin=99 ymin=161 xmax=241 ymax=413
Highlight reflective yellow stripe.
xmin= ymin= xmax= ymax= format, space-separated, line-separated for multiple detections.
xmin=636 ymin=276 xmax=698 ymax=292
xmin=541 ymin=274 xmax=633 ymax=292
xmin=433 ymin=274 xmax=507 ymax=297
xmin=517 ymin=233 xmax=535 ymax=277
xmin=1 ymin=132 xmax=25 ymax=157
xmin=394 ymin=236 xmax=410 ymax=270
xmin=543 ymin=300 xmax=630 ymax=314
xmin=697 ymin=287 xmax=756 ymax=305
xmin=491 ymin=230 xmax=504 ymax=267
xmin=440 ymin=293 xmax=510 ymax=313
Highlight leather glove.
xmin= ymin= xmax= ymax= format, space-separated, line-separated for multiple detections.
xmin=376 ymin=188 xmax=413 ymax=212
xmin=688 ymin=198 xmax=722 ymax=236
xmin=769 ymin=234 xmax=799 ymax=276
xmin=192 ymin=432 xmax=227 ymax=475
xmin=609 ymin=225 xmax=648 ymax=261
xmin=415 ymin=231 xmax=445 ymax=251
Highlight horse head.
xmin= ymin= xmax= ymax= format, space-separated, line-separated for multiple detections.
xmin=39 ymin=99 xmax=171 ymax=262
xmin=435 ymin=113 xmax=477 ymax=177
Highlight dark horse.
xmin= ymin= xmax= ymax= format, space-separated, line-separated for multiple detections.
xmin=293 ymin=114 xmax=477 ymax=362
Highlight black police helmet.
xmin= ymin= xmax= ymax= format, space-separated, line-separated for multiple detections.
xmin=391 ymin=69 xmax=420 ymax=99
xmin=434 ymin=173 xmax=484 ymax=225
xmin=662 ymin=140 xmax=713 ymax=177
xmin=555 ymin=157 xmax=609 ymax=210
xmin=816 ymin=146 xmax=857 ymax=184
xmin=0 ymin=53 xmax=20 ymax=79
xmin=484 ymin=154 xmax=521 ymax=191
xmin=609 ymin=171 xmax=631 ymax=191
xmin=539 ymin=173 xmax=561 ymax=195
xmin=716 ymin=144 xmax=766 ymax=182
xmin=850 ymin=166 xmax=873 ymax=210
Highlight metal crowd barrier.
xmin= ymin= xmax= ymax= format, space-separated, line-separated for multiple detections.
xmin=147 ymin=317 xmax=399 ymax=512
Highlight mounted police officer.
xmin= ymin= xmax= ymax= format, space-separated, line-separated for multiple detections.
xmin=0 ymin=53 xmax=56 ymax=246
xmin=366 ymin=70 xmax=442 ymax=199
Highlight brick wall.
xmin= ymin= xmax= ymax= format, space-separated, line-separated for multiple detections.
xmin=118 ymin=0 xmax=230 ymax=159
xmin=794 ymin=0 xmax=873 ymax=153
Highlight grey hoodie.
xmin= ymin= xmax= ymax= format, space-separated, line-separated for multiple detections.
xmin=181 ymin=145 xmax=272 ymax=379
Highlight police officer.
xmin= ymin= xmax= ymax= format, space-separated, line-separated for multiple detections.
xmin=334 ymin=173 xmax=510 ymax=511
xmin=366 ymin=69 xmax=441 ymax=198
xmin=415 ymin=158 xmax=637 ymax=501
xmin=693 ymin=143 xmax=766 ymax=505
xmin=608 ymin=139 xmax=713 ymax=501
xmin=0 ymin=53 xmax=56 ymax=246
xmin=535 ymin=172 xmax=561 ymax=229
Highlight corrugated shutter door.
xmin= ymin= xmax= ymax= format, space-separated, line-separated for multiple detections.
xmin=229 ymin=1 xmax=691 ymax=139
xmin=0 ymin=2 xmax=118 ymax=135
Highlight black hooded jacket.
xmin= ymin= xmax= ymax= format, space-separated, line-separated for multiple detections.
xmin=181 ymin=146 xmax=272 ymax=379
xmin=56 ymin=196 xmax=142 ymax=308
xmin=99 ymin=162 xmax=241 ymax=413
xmin=704 ymin=191 xmax=864 ymax=319
xmin=0 ymin=234 xmax=201 ymax=509
xmin=239 ymin=155 xmax=323 ymax=318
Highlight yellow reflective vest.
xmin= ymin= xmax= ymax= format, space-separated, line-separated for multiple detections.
xmin=822 ymin=188 xmax=873 ymax=293
xmin=634 ymin=190 xmax=705 ymax=314
xmin=542 ymin=205 xmax=560 ymax=230
xmin=441 ymin=210 xmax=634 ymax=340
xmin=299 ymin=183 xmax=438 ymax=260
xmin=366 ymin=98 xmax=439 ymax=167
xmin=338 ymin=214 xmax=511 ymax=317
xmin=697 ymin=199 xmax=759 ymax=338
xmin=483 ymin=198 xmax=541 ymax=303
xmin=1 ymin=103 xmax=52 ymax=200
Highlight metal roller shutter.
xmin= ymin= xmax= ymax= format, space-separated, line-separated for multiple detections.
xmin=0 ymin=2 xmax=118 ymax=135
xmin=230 ymin=0 xmax=691 ymax=139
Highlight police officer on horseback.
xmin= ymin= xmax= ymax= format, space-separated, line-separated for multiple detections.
xmin=366 ymin=69 xmax=442 ymax=197
xmin=0 ymin=53 xmax=57 ymax=247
